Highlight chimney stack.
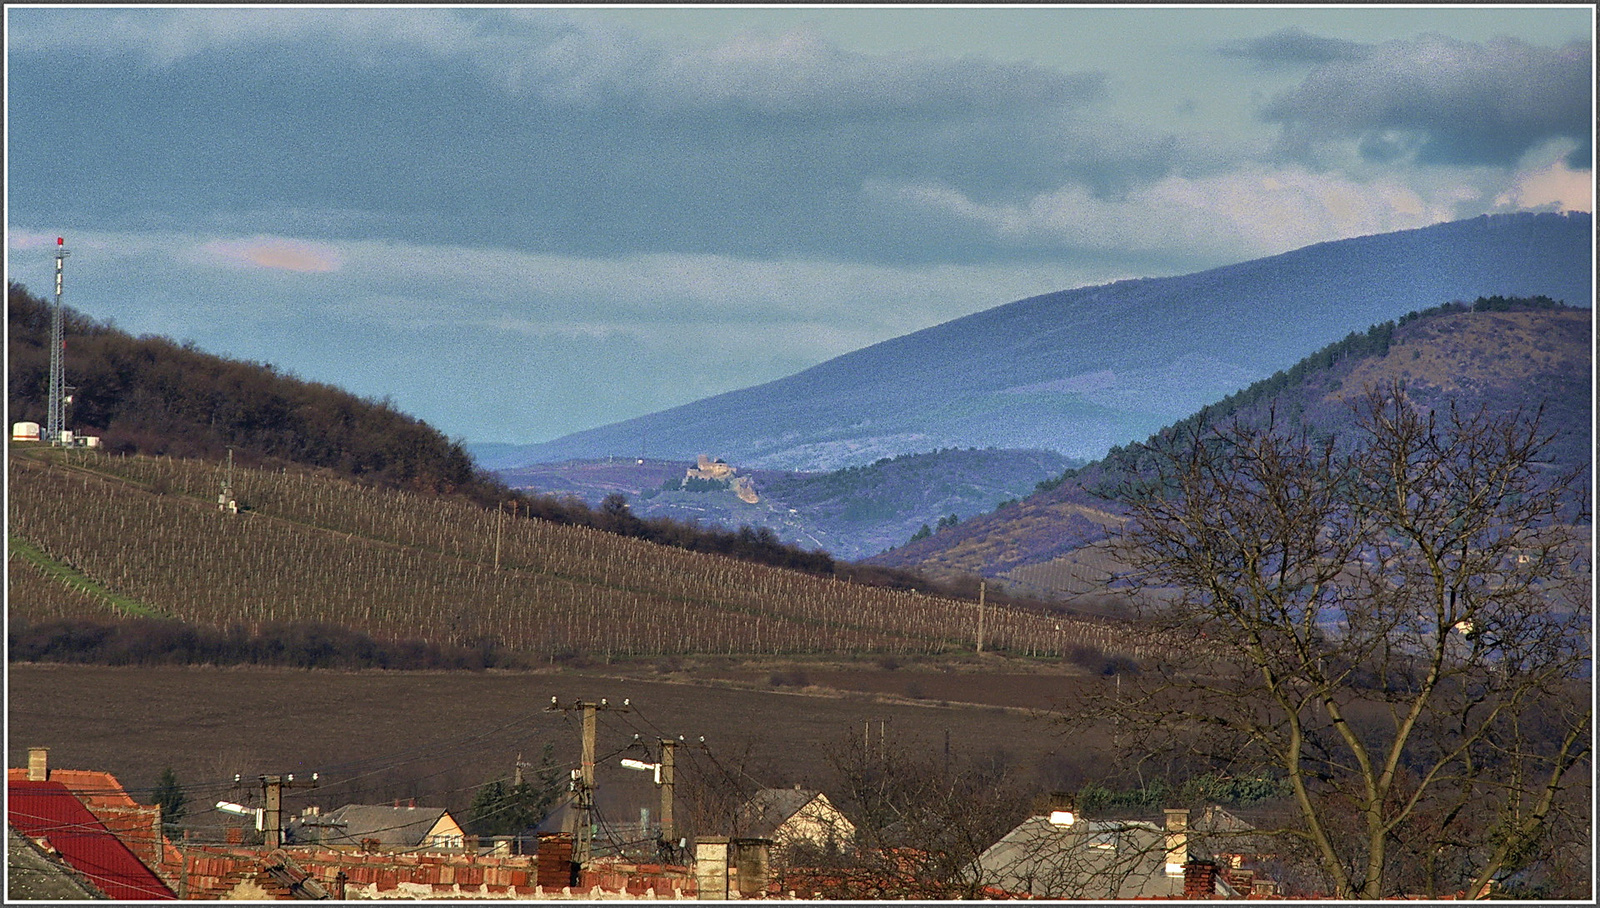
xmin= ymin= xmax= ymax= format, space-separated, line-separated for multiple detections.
xmin=28 ymin=747 xmax=49 ymax=781
xmin=1044 ymin=791 xmax=1077 ymax=825
xmin=1164 ymin=808 xmax=1190 ymax=876
xmin=732 ymin=838 xmax=772 ymax=898
xmin=694 ymin=837 xmax=730 ymax=900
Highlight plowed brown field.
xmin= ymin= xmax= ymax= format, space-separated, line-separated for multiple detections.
xmin=7 ymin=661 xmax=1112 ymax=832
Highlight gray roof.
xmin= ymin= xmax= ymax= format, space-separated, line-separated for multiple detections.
xmin=311 ymin=804 xmax=453 ymax=849
xmin=973 ymin=815 xmax=1239 ymax=900
xmin=734 ymin=788 xmax=827 ymax=839
xmin=6 ymin=825 xmax=107 ymax=900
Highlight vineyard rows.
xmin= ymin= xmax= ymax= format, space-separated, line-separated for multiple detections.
xmin=9 ymin=452 xmax=1176 ymax=662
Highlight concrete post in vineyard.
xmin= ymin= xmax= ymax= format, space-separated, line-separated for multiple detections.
xmin=975 ymin=580 xmax=986 ymax=653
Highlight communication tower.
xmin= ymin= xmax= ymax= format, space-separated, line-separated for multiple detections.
xmin=46 ymin=237 xmax=69 ymax=445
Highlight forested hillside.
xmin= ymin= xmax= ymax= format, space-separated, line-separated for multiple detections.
xmin=872 ymin=297 xmax=1593 ymax=598
xmin=8 ymin=282 xmax=478 ymax=492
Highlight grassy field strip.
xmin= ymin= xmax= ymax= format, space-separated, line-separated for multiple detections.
xmin=7 ymin=533 xmax=167 ymax=619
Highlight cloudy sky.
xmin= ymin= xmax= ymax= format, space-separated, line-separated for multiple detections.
xmin=5 ymin=5 xmax=1593 ymax=447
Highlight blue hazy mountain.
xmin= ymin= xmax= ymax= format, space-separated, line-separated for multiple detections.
xmin=494 ymin=212 xmax=1591 ymax=472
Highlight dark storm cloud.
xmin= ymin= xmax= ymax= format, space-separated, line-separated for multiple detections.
xmin=6 ymin=7 xmax=1154 ymax=268
xmin=1218 ymin=26 xmax=1371 ymax=67
xmin=1260 ymin=35 xmax=1592 ymax=169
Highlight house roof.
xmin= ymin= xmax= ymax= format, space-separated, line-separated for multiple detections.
xmin=6 ymin=768 xmax=140 ymax=808
xmin=975 ymin=815 xmax=1237 ymax=900
xmin=7 ymin=780 xmax=176 ymax=900
xmin=8 ymin=765 xmax=181 ymax=872
xmin=734 ymin=788 xmax=840 ymax=839
xmin=6 ymin=824 xmax=108 ymax=900
xmin=314 ymin=804 xmax=454 ymax=849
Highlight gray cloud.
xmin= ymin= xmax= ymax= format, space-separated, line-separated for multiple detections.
xmin=7 ymin=8 xmax=1164 ymax=269
xmin=1260 ymin=35 xmax=1592 ymax=169
xmin=1218 ymin=26 xmax=1371 ymax=67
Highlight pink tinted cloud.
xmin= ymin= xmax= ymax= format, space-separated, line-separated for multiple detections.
xmin=7 ymin=231 xmax=61 ymax=251
xmin=1494 ymin=160 xmax=1594 ymax=214
xmin=202 ymin=236 xmax=343 ymax=272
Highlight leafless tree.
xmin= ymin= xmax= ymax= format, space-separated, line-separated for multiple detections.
xmin=1088 ymin=385 xmax=1591 ymax=899
xmin=811 ymin=729 xmax=1036 ymax=897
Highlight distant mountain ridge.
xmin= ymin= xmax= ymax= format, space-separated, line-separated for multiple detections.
xmin=868 ymin=299 xmax=1593 ymax=598
xmin=496 ymin=447 xmax=1079 ymax=561
xmin=498 ymin=211 xmax=1591 ymax=471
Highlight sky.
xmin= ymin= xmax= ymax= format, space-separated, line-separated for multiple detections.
xmin=5 ymin=5 xmax=1594 ymax=447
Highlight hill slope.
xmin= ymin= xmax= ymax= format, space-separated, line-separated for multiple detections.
xmin=501 ymin=212 xmax=1591 ymax=471
xmin=6 ymin=281 xmax=854 ymax=578
xmin=6 ymin=447 xmax=1160 ymax=664
xmin=869 ymin=299 xmax=1592 ymax=599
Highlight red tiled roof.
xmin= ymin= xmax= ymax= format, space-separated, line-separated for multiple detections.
xmin=7 ymin=780 xmax=176 ymax=900
xmin=7 ymin=767 xmax=139 ymax=806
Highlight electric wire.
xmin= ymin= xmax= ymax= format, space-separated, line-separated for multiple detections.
xmin=19 ymin=693 xmax=754 ymax=871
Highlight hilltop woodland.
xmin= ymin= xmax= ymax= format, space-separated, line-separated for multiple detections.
xmin=877 ymin=297 xmax=1591 ymax=596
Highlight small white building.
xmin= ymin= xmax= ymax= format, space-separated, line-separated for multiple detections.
xmin=733 ymin=787 xmax=855 ymax=857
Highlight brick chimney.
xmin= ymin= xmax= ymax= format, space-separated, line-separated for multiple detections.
xmin=1184 ymin=859 xmax=1219 ymax=899
xmin=27 ymin=747 xmax=49 ymax=781
xmin=1164 ymin=808 xmax=1189 ymax=876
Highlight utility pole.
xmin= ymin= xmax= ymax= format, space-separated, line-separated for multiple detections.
xmin=623 ymin=736 xmax=680 ymax=861
xmin=259 ymin=773 xmax=318 ymax=849
xmin=658 ymin=738 xmax=676 ymax=851
xmin=547 ymin=697 xmax=629 ymax=868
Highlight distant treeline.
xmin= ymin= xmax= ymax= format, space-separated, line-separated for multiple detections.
xmin=582 ymin=492 xmax=837 ymax=574
xmin=7 ymin=616 xmax=534 ymax=671
xmin=1075 ymin=773 xmax=1291 ymax=812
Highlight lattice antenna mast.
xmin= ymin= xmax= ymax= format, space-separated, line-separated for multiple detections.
xmin=46 ymin=237 xmax=69 ymax=445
